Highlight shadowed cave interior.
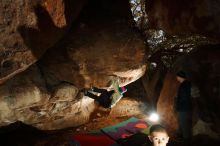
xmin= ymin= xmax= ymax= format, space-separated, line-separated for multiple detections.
xmin=0 ymin=0 xmax=220 ymax=145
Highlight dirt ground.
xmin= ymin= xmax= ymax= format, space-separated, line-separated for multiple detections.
xmin=0 ymin=97 xmax=219 ymax=146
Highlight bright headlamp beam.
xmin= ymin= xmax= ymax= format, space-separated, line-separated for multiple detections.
xmin=149 ymin=112 xmax=159 ymax=122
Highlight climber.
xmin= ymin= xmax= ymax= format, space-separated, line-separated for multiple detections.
xmin=83 ymin=80 xmax=127 ymax=108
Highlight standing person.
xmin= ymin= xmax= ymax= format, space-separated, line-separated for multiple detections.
xmin=148 ymin=124 xmax=169 ymax=146
xmin=175 ymin=71 xmax=192 ymax=145
xmin=84 ymin=80 xmax=127 ymax=108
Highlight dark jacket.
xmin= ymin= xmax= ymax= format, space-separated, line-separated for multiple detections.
xmin=175 ymin=80 xmax=192 ymax=111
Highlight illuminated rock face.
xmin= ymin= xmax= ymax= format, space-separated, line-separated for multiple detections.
xmin=0 ymin=0 xmax=146 ymax=130
xmin=1 ymin=0 xmax=219 ymax=132
xmin=0 ymin=0 xmax=86 ymax=84
xmin=0 ymin=19 xmax=146 ymax=130
xmin=39 ymin=18 xmax=147 ymax=89
xmin=0 ymin=65 xmax=96 ymax=130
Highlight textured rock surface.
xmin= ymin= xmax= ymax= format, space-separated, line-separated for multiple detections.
xmin=0 ymin=65 xmax=49 ymax=127
xmin=1 ymin=0 xmax=219 ymax=135
xmin=39 ymin=18 xmax=147 ymax=89
xmin=109 ymin=97 xmax=148 ymax=117
xmin=157 ymin=71 xmax=179 ymax=133
xmin=142 ymin=65 xmax=167 ymax=107
xmin=0 ymin=0 xmax=86 ymax=84
xmin=0 ymin=65 xmax=96 ymax=130
xmin=0 ymin=0 xmax=147 ymax=130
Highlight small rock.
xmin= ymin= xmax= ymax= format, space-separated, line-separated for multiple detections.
xmin=83 ymin=127 xmax=87 ymax=131
xmin=92 ymin=119 xmax=98 ymax=122
xmin=76 ymin=128 xmax=81 ymax=132
xmin=97 ymin=113 xmax=101 ymax=117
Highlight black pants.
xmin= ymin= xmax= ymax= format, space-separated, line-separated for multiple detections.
xmin=177 ymin=111 xmax=192 ymax=145
xmin=86 ymin=87 xmax=114 ymax=108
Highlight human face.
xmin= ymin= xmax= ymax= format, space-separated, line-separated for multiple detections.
xmin=149 ymin=132 xmax=169 ymax=146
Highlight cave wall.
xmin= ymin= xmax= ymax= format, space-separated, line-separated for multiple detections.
xmin=0 ymin=0 xmax=87 ymax=84
xmin=146 ymin=0 xmax=220 ymax=39
xmin=1 ymin=0 xmax=220 ymax=132
xmin=157 ymin=44 xmax=220 ymax=136
xmin=0 ymin=0 xmax=147 ymax=130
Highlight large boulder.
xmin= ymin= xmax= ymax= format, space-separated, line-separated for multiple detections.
xmin=0 ymin=65 xmax=49 ymax=127
xmin=0 ymin=0 xmax=147 ymax=130
xmin=0 ymin=65 xmax=96 ymax=130
xmin=0 ymin=60 xmax=146 ymax=130
xmin=39 ymin=18 xmax=147 ymax=89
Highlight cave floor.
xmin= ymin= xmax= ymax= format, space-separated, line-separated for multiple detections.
xmin=35 ymin=96 xmax=151 ymax=146
xmin=0 ymin=97 xmax=219 ymax=146
xmin=0 ymin=96 xmax=148 ymax=146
